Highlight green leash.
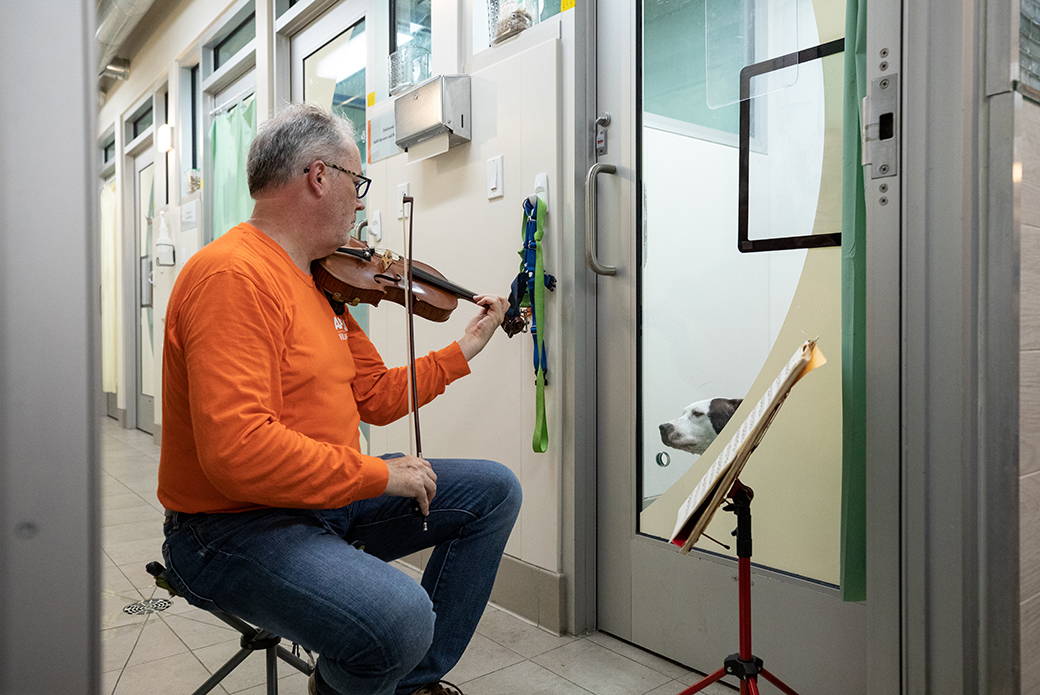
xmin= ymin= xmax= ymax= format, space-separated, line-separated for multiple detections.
xmin=520 ymin=196 xmax=550 ymax=453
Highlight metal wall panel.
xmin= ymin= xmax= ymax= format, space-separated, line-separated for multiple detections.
xmin=0 ymin=1 xmax=100 ymax=692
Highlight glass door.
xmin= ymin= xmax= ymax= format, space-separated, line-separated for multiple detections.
xmin=133 ymin=149 xmax=156 ymax=434
xmin=593 ymin=0 xmax=868 ymax=690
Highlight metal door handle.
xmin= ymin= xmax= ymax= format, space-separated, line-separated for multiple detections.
xmin=585 ymin=162 xmax=617 ymax=276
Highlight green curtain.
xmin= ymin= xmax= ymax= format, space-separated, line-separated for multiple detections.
xmin=840 ymin=0 xmax=868 ymax=602
xmin=211 ymin=96 xmax=257 ymax=240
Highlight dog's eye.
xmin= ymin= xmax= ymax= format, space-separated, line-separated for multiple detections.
xmin=692 ymin=411 xmax=705 ymax=418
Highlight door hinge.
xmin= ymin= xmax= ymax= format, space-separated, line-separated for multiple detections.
xmin=861 ymin=73 xmax=899 ymax=179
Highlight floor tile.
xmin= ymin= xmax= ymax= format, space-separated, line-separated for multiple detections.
xmin=192 ymin=639 xmax=274 ymax=693
xmin=161 ymin=611 xmax=241 ymax=651
xmin=103 ymin=503 xmax=163 ymax=528
xmin=121 ymin=559 xmax=168 ymax=592
xmin=461 ymin=659 xmax=595 ymax=695
xmin=102 ymin=623 xmax=144 ymax=673
xmin=105 ymin=492 xmax=154 ymax=511
xmin=532 ymin=639 xmax=673 ymax=695
xmin=103 ymin=518 xmax=166 ymax=546
xmin=444 ymin=632 xmax=525 ymax=684
xmin=586 ymin=632 xmax=692 ymax=680
xmin=104 ymin=534 xmax=168 ymax=566
xmin=112 ymin=651 xmax=216 ymax=695
xmin=102 ymin=562 xmax=145 ymax=601
xmin=476 ymin=606 xmax=577 ymax=658
xmin=126 ymin=615 xmax=190 ymax=668
xmin=102 ymin=667 xmax=121 ymax=695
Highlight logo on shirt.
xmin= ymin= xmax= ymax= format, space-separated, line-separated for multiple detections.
xmin=334 ymin=315 xmax=348 ymax=340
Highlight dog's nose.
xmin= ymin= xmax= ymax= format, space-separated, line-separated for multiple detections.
xmin=659 ymin=423 xmax=672 ymax=436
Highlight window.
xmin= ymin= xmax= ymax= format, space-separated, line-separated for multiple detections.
xmin=132 ymin=106 xmax=153 ymax=139
xmin=125 ymin=99 xmax=155 ymax=144
xmin=389 ymin=0 xmax=431 ymax=94
xmin=1023 ymin=0 xmax=1040 ymax=91
xmin=214 ymin=12 xmax=256 ymax=71
xmin=102 ymin=136 xmax=115 ymax=164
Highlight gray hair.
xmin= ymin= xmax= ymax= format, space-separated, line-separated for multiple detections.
xmin=247 ymin=102 xmax=356 ymax=197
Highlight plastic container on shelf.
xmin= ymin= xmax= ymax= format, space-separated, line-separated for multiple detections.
xmin=389 ymin=43 xmax=431 ymax=96
xmin=488 ymin=0 xmax=534 ymax=46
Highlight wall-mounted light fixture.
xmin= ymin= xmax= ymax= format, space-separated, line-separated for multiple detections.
xmin=157 ymin=123 xmax=174 ymax=153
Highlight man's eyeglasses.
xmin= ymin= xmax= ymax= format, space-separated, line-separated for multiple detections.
xmin=303 ymin=162 xmax=371 ymax=199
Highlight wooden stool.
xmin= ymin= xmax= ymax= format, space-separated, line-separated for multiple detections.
xmin=146 ymin=561 xmax=314 ymax=695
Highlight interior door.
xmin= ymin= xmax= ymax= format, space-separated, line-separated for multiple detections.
xmin=593 ymin=0 xmax=869 ymax=691
xmin=133 ymin=149 xmax=156 ymax=435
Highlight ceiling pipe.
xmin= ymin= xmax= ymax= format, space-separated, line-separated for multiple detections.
xmin=101 ymin=57 xmax=131 ymax=81
xmin=95 ymin=0 xmax=158 ymax=79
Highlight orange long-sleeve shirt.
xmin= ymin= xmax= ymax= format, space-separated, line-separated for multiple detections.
xmin=157 ymin=223 xmax=471 ymax=514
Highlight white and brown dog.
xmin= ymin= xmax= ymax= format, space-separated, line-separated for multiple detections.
xmin=659 ymin=398 xmax=743 ymax=455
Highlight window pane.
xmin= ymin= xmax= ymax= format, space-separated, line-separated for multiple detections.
xmin=1022 ymin=0 xmax=1040 ymax=91
xmin=133 ymin=107 xmax=153 ymax=139
xmin=215 ymin=13 xmax=256 ymax=71
xmin=644 ymin=0 xmax=738 ymax=135
xmin=303 ymin=19 xmax=367 ymax=166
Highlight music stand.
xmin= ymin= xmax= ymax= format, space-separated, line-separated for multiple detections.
xmin=676 ymin=480 xmax=800 ymax=695
xmin=669 ymin=340 xmax=826 ymax=695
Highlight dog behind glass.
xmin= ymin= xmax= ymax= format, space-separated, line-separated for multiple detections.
xmin=659 ymin=398 xmax=743 ymax=455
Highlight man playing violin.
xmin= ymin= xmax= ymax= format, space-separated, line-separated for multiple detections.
xmin=157 ymin=102 xmax=520 ymax=695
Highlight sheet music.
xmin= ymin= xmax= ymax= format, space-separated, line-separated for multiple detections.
xmin=670 ymin=340 xmax=824 ymax=548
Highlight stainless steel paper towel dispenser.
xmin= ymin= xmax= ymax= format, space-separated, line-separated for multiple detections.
xmin=394 ymin=75 xmax=471 ymax=150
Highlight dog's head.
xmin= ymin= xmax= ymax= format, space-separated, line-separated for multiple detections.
xmin=658 ymin=397 xmax=743 ymax=455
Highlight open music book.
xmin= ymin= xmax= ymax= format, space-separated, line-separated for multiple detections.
xmin=670 ymin=339 xmax=827 ymax=553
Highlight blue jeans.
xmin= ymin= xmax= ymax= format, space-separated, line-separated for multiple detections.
xmin=161 ymin=457 xmax=521 ymax=695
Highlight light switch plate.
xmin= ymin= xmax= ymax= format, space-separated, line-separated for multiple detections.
xmin=487 ymin=156 xmax=504 ymax=200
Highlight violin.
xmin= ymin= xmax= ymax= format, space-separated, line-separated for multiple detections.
xmin=313 ymin=235 xmax=527 ymax=335
xmin=312 ymin=236 xmax=477 ymax=321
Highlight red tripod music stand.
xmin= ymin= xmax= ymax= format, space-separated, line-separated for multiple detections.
xmin=678 ymin=480 xmax=801 ymax=695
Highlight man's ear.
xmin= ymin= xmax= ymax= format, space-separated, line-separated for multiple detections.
xmin=304 ymin=161 xmax=326 ymax=195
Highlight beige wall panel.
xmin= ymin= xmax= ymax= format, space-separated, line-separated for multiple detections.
xmin=1023 ymin=349 xmax=1040 ymax=476
xmin=1022 ymin=471 xmax=1040 ymax=600
xmin=365 ymin=36 xmax=564 ymax=573
xmin=1023 ymin=226 xmax=1040 ymax=352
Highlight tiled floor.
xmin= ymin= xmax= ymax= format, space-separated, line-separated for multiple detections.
xmin=100 ymin=417 xmax=732 ymax=695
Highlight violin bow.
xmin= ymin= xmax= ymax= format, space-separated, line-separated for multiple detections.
xmin=401 ymin=196 xmax=427 ymax=531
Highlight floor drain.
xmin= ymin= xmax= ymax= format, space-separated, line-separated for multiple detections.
xmin=123 ymin=598 xmax=172 ymax=615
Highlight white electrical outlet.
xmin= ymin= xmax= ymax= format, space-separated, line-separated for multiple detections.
xmin=368 ymin=210 xmax=382 ymax=242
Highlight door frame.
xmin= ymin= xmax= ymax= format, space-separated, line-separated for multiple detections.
xmin=899 ymin=0 xmax=1022 ymax=692
xmin=121 ymin=118 xmax=155 ymax=433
